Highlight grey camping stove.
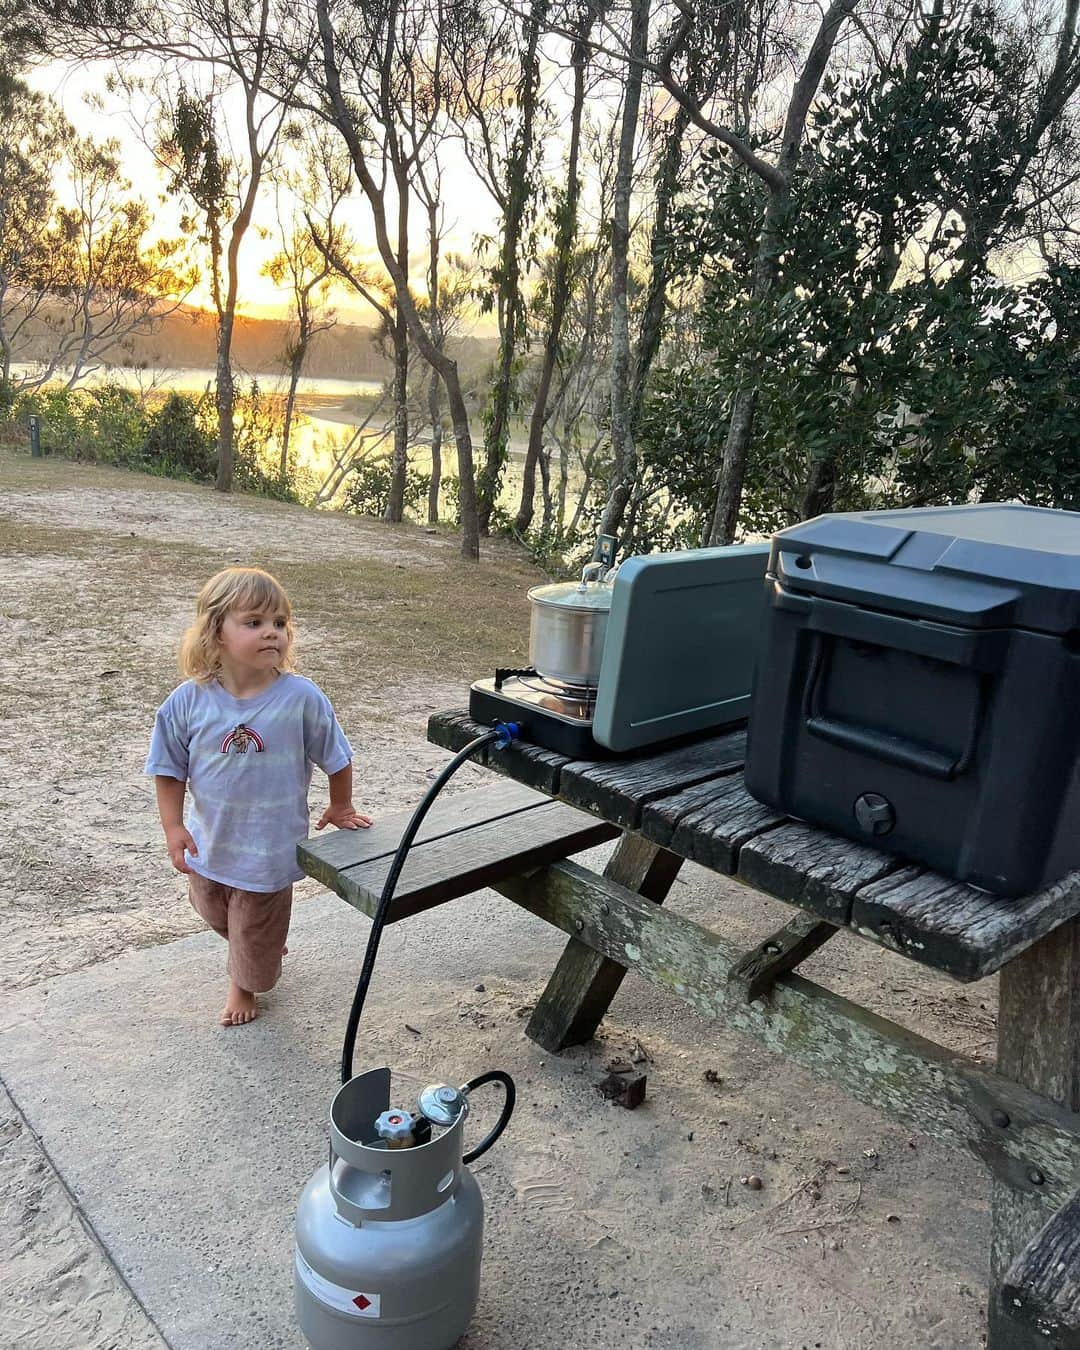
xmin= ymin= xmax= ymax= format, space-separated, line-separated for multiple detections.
xmin=470 ymin=543 xmax=772 ymax=757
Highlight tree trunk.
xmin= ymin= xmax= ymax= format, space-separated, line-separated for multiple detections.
xmin=515 ymin=5 xmax=592 ymax=536
xmin=280 ymin=346 xmax=303 ymax=478
xmin=598 ymin=0 xmax=650 ymax=539
xmin=386 ymin=174 xmax=409 ymax=523
xmin=428 ymin=365 xmax=442 ymax=524
xmin=801 ymin=452 xmax=837 ymax=519
xmin=215 ymin=70 xmax=266 ymax=494
xmin=387 ymin=306 xmax=408 ymax=522
xmin=215 ymin=311 xmax=236 ymax=493
xmin=705 ymin=0 xmax=857 ymax=543
xmin=474 ymin=0 xmax=546 ymax=534
xmin=317 ymin=0 xmax=480 ymax=558
xmin=629 ymin=105 xmax=690 ymax=431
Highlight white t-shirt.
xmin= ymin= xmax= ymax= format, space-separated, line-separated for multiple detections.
xmin=145 ymin=673 xmax=353 ymax=892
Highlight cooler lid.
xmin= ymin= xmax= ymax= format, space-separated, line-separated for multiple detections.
xmin=771 ymin=503 xmax=1080 ymax=634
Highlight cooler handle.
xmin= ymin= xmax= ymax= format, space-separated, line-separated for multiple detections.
xmin=802 ymin=633 xmax=986 ymax=780
xmin=778 ymin=589 xmax=1009 ymax=672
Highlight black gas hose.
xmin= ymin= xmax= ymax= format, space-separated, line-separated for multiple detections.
xmin=339 ymin=723 xmax=520 ymax=1157
xmin=460 ymin=1069 xmax=516 ymax=1164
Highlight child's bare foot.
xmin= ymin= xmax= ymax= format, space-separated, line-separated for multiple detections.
xmin=221 ymin=981 xmax=257 ymax=1026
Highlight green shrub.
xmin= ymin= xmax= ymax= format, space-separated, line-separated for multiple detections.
xmin=342 ymin=457 xmax=430 ymax=519
xmin=141 ymin=392 xmax=217 ymax=481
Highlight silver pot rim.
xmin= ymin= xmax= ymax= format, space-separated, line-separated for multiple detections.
xmin=527 ymin=580 xmax=614 ymax=612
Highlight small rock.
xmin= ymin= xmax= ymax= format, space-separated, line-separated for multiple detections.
xmin=597 ymin=1071 xmax=647 ymax=1110
xmin=702 ymin=1069 xmax=723 ymax=1086
xmin=863 ymin=1148 xmax=878 ymax=1160
xmin=746 ymin=1175 xmax=763 ymax=1191
xmin=687 ymin=1132 xmax=694 ymax=1142
xmin=474 ymin=983 xmax=486 ymax=992
xmin=886 ymin=1213 xmax=901 ymax=1223
xmin=835 ymin=1165 xmax=850 ymax=1175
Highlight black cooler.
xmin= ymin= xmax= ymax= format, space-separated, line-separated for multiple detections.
xmin=744 ymin=504 xmax=1080 ymax=897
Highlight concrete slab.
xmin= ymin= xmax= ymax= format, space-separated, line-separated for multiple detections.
xmin=0 ymin=875 xmax=992 ymax=1350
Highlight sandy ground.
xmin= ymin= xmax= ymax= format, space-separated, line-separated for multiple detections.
xmin=0 ymin=453 xmax=996 ymax=1349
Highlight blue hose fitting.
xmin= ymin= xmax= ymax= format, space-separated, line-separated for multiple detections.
xmin=494 ymin=721 xmax=519 ymax=749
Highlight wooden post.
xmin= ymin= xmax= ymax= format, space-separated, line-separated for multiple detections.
xmin=525 ymin=832 xmax=682 ymax=1051
xmin=988 ymin=919 xmax=1080 ymax=1348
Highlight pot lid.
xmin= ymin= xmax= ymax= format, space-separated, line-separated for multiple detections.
xmin=528 ymin=579 xmax=614 ymax=610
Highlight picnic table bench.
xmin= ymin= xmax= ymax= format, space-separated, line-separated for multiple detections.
xmin=299 ymin=711 xmax=1080 ymax=1350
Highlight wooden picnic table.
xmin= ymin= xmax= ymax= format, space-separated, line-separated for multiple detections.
xmin=300 ymin=710 xmax=1080 ymax=1350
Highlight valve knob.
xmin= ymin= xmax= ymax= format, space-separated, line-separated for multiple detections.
xmin=375 ymin=1108 xmax=416 ymax=1148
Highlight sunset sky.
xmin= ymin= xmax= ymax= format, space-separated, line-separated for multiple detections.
xmin=28 ymin=57 xmax=506 ymax=329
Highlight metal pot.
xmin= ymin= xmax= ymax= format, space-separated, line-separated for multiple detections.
xmin=527 ymin=561 xmax=616 ymax=687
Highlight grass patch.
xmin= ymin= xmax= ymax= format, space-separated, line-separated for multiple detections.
xmin=0 ymin=446 xmax=542 ymax=691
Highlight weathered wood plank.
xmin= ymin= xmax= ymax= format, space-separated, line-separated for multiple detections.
xmin=299 ymin=780 xmax=554 ymax=875
xmin=1000 ymin=1190 xmax=1080 ymax=1348
xmin=729 ymin=913 xmax=837 ymax=1004
xmin=558 ymin=728 xmax=747 ymax=830
xmin=308 ymin=801 xmax=618 ymax=923
xmin=526 ymin=833 xmax=683 ymax=1052
xmin=737 ymin=823 xmax=902 ymax=924
xmin=853 ymin=867 xmax=1080 ymax=983
xmin=494 ymin=860 xmax=1080 ymax=1210
xmin=988 ymin=921 xmax=1080 ymax=1349
xmin=426 ymin=710 xmax=568 ymax=795
xmin=641 ymin=772 xmax=786 ymax=874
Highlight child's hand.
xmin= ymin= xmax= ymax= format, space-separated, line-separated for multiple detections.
xmin=315 ymin=804 xmax=374 ymax=831
xmin=165 ymin=825 xmax=198 ymax=874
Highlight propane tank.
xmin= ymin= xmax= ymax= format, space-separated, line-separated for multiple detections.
xmin=295 ymin=1067 xmax=484 ymax=1350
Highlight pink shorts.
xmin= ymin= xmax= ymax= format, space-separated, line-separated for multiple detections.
xmin=187 ymin=873 xmax=293 ymax=993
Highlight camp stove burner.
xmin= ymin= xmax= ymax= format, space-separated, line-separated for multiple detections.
xmin=469 ymin=667 xmax=608 ymax=757
xmin=513 ymin=669 xmax=598 ymax=709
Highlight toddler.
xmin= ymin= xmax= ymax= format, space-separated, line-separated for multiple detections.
xmin=145 ymin=566 xmax=372 ymax=1026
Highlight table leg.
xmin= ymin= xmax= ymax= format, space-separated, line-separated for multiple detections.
xmin=987 ymin=918 xmax=1080 ymax=1349
xmin=525 ymin=832 xmax=682 ymax=1053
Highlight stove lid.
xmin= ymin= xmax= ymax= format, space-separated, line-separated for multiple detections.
xmin=771 ymin=504 xmax=1080 ymax=635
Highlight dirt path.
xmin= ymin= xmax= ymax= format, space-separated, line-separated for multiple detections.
xmin=0 ymin=452 xmax=994 ymax=1349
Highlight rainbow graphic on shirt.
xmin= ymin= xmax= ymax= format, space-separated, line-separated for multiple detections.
xmin=221 ymin=723 xmax=265 ymax=755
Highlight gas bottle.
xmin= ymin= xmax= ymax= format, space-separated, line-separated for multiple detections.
xmin=295 ymin=1067 xmax=484 ymax=1350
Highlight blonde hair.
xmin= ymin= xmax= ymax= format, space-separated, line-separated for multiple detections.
xmin=179 ymin=567 xmax=297 ymax=682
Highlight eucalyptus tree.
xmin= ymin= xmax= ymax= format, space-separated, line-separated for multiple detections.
xmin=308 ymin=0 xmax=483 ymax=558
xmin=22 ymin=0 xmax=311 ymax=491
xmin=411 ymin=142 xmax=478 ymax=524
xmin=265 ymin=132 xmax=350 ymax=477
xmin=515 ymin=0 xmax=602 ymax=535
xmin=0 ymin=71 xmax=72 ymax=392
xmin=443 ymin=0 xmax=551 ymax=533
xmin=594 ymin=0 xmax=651 ymax=541
xmin=0 ymin=71 xmax=192 ymax=394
